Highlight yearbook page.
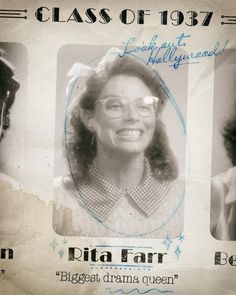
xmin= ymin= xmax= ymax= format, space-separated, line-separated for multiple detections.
xmin=0 ymin=1 xmax=235 ymax=294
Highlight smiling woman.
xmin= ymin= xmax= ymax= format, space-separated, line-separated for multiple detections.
xmin=53 ymin=47 xmax=184 ymax=238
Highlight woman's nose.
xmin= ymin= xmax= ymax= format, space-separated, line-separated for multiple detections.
xmin=123 ymin=103 xmax=140 ymax=121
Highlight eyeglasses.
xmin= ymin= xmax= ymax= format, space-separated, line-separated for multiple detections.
xmin=95 ymin=96 xmax=159 ymax=118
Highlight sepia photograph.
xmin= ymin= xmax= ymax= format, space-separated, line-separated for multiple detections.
xmin=53 ymin=45 xmax=187 ymax=238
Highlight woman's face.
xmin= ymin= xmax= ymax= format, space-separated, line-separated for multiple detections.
xmin=90 ymin=74 xmax=156 ymax=158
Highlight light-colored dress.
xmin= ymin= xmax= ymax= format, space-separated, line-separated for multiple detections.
xmin=53 ymin=160 xmax=184 ymax=238
xmin=211 ymin=167 xmax=236 ymax=240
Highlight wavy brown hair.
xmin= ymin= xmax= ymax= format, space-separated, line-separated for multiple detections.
xmin=66 ymin=53 xmax=178 ymax=183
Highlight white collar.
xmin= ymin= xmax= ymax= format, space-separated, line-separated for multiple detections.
xmin=74 ymin=159 xmax=171 ymax=221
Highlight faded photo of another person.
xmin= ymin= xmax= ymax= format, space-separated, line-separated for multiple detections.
xmin=210 ymin=49 xmax=236 ymax=241
xmin=211 ymin=111 xmax=236 ymax=240
xmin=0 ymin=44 xmax=26 ymax=234
xmin=53 ymin=47 xmax=186 ymax=238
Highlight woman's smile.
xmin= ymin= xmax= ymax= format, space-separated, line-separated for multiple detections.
xmin=116 ymin=128 xmax=144 ymax=141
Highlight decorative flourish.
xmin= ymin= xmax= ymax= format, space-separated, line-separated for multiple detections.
xmin=62 ymin=238 xmax=68 ymax=245
xmin=49 ymin=238 xmax=58 ymax=251
xmin=162 ymin=235 xmax=173 ymax=250
xmin=58 ymin=249 xmax=65 ymax=259
xmin=174 ymin=246 xmax=181 ymax=259
xmin=177 ymin=233 xmax=185 ymax=242
xmin=221 ymin=15 xmax=236 ymax=25
xmin=0 ymin=9 xmax=27 ymax=19
xmin=106 ymin=288 xmax=173 ymax=294
xmin=50 ymin=237 xmax=68 ymax=258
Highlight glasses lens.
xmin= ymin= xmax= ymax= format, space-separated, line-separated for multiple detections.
xmin=136 ymin=96 xmax=158 ymax=116
xmin=102 ymin=96 xmax=158 ymax=118
xmin=104 ymin=97 xmax=123 ymax=117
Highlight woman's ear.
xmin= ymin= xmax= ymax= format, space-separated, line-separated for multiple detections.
xmin=80 ymin=108 xmax=95 ymax=132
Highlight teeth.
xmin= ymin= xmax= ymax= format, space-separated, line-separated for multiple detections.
xmin=117 ymin=130 xmax=142 ymax=137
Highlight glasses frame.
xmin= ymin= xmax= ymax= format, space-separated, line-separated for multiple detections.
xmin=95 ymin=96 xmax=159 ymax=118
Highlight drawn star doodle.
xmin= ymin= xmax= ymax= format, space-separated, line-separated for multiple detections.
xmin=62 ymin=238 xmax=68 ymax=245
xmin=58 ymin=249 xmax=65 ymax=259
xmin=174 ymin=246 xmax=181 ymax=259
xmin=49 ymin=238 xmax=58 ymax=251
xmin=177 ymin=233 xmax=185 ymax=242
xmin=162 ymin=235 xmax=173 ymax=250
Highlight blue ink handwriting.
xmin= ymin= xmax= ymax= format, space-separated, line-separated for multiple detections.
xmin=119 ymin=34 xmax=228 ymax=69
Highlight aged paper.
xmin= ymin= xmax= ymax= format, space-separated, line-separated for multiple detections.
xmin=0 ymin=1 xmax=235 ymax=294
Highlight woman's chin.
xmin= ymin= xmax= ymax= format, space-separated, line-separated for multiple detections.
xmin=112 ymin=143 xmax=147 ymax=158
xmin=97 ymin=139 xmax=149 ymax=159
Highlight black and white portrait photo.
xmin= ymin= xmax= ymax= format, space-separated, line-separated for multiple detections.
xmin=211 ymin=49 xmax=236 ymax=241
xmin=53 ymin=46 xmax=187 ymax=238
xmin=0 ymin=43 xmax=27 ymax=234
